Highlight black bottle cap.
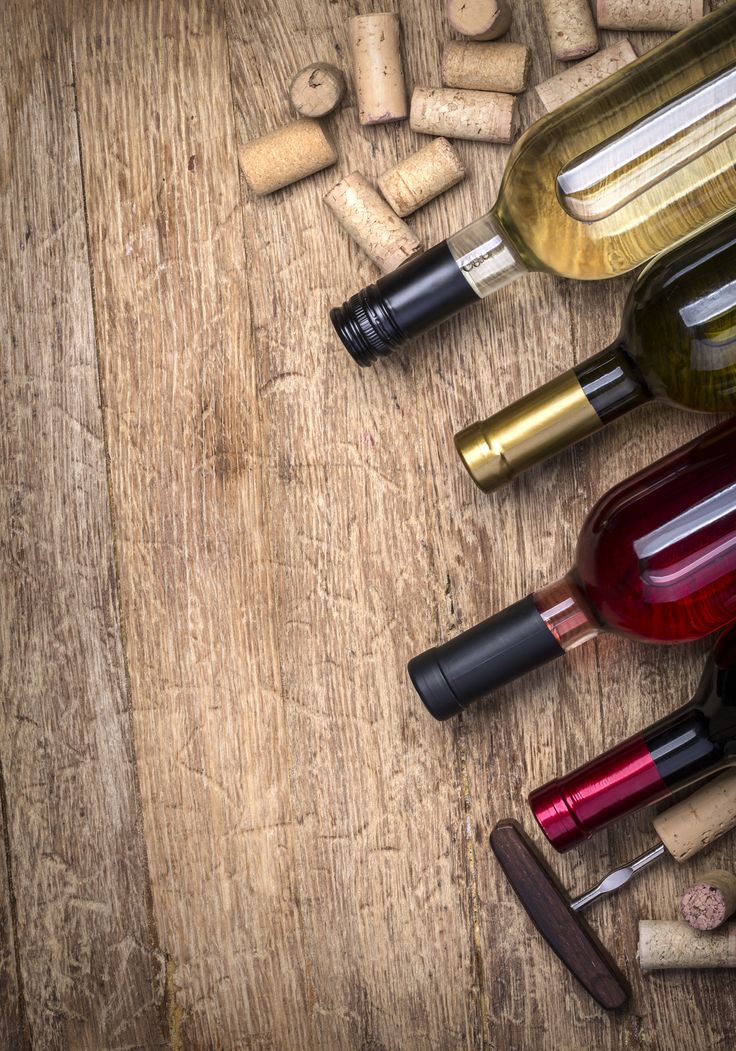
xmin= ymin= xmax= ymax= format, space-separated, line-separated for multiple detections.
xmin=330 ymin=286 xmax=404 ymax=366
xmin=330 ymin=241 xmax=479 ymax=366
xmin=408 ymin=595 xmax=564 ymax=720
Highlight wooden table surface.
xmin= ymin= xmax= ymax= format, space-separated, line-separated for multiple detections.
xmin=2 ymin=1 xmax=735 ymax=1048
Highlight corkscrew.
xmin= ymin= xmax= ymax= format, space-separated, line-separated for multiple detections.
xmin=490 ymin=770 xmax=736 ymax=1010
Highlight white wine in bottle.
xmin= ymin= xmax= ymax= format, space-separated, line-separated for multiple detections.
xmin=331 ymin=1 xmax=736 ymax=365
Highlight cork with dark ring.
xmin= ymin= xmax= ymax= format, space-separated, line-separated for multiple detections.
xmin=289 ymin=63 xmax=345 ymax=118
xmin=680 ymin=870 xmax=736 ymax=931
xmin=541 ymin=0 xmax=598 ymax=61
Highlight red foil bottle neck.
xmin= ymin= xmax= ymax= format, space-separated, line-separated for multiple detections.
xmin=529 ymin=735 xmax=670 ymax=851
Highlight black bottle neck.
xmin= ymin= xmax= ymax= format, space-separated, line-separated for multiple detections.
xmin=645 ymin=711 xmax=721 ymax=785
xmin=330 ymin=241 xmax=479 ymax=366
xmin=644 ymin=658 xmax=736 ymax=788
xmin=573 ymin=341 xmax=650 ymax=424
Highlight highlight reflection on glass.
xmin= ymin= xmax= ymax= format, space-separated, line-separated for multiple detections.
xmin=557 ymin=65 xmax=736 ymax=222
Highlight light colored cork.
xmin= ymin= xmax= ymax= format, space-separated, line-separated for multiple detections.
xmin=378 ymin=139 xmax=466 ymax=217
xmin=239 ymin=119 xmax=337 ymax=196
xmin=442 ymin=41 xmax=531 ymax=94
xmin=535 ymin=40 xmax=637 ymax=112
xmin=410 ymin=87 xmax=517 ymax=143
xmin=541 ymin=0 xmax=598 ymax=61
xmin=653 ymin=770 xmax=736 ymax=863
xmin=445 ymin=0 xmax=513 ymax=40
xmin=348 ymin=13 xmax=407 ymax=125
xmin=324 ymin=171 xmax=422 ymax=273
xmin=680 ymin=870 xmax=736 ymax=931
xmin=639 ymin=921 xmax=736 ymax=971
xmin=289 ymin=63 xmax=346 ymax=118
xmin=595 ymin=0 xmax=704 ymax=31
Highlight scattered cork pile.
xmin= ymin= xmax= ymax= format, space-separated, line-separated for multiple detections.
xmin=238 ymin=0 xmax=708 ymax=271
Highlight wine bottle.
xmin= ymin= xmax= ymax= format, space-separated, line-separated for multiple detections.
xmin=456 ymin=214 xmax=736 ymax=492
xmin=529 ymin=624 xmax=736 ymax=852
xmin=408 ymin=417 xmax=736 ymax=721
xmin=330 ymin=2 xmax=736 ymax=366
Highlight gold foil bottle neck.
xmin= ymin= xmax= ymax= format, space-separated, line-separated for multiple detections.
xmin=455 ymin=370 xmax=602 ymax=492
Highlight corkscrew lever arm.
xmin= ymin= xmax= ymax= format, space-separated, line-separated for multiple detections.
xmin=570 ymin=844 xmax=666 ymax=911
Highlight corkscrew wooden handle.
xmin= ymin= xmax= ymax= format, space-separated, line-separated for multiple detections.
xmin=490 ymin=820 xmax=630 ymax=1009
xmin=653 ymin=768 xmax=736 ymax=863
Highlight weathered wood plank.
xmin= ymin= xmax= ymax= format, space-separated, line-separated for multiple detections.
xmin=226 ymin=1 xmax=480 ymax=1047
xmin=0 ymin=1 xmax=168 ymax=1048
xmin=73 ymin=2 xmax=315 ymax=1047
xmin=229 ymin=0 xmax=736 ymax=1046
xmin=402 ymin=6 xmax=621 ymax=1044
xmin=410 ymin=9 xmax=736 ymax=1049
xmin=0 ymin=773 xmax=27 ymax=1049
xmin=5 ymin=0 xmax=736 ymax=1046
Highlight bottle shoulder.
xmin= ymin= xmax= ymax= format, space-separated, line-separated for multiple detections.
xmin=623 ymin=216 xmax=736 ymax=411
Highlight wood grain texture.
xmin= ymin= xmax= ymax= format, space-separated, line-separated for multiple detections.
xmin=0 ymin=778 xmax=26 ymax=1050
xmin=228 ymin=3 xmax=476 ymax=1046
xmin=73 ymin=2 xmax=314 ymax=1047
xmin=0 ymin=1 xmax=168 ymax=1048
xmin=3 ymin=0 xmax=736 ymax=1047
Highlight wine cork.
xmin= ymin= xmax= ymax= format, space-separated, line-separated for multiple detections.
xmin=681 ymin=870 xmax=736 ymax=931
xmin=445 ymin=0 xmax=512 ymax=40
xmin=595 ymin=0 xmax=704 ymax=31
xmin=324 ymin=172 xmax=422 ymax=273
xmin=289 ymin=63 xmax=346 ymax=118
xmin=541 ymin=0 xmax=598 ymax=62
xmin=639 ymin=921 xmax=736 ymax=971
xmin=378 ymin=139 xmax=466 ymax=218
xmin=441 ymin=41 xmax=531 ymax=94
xmin=239 ymin=120 xmax=337 ymax=196
xmin=348 ymin=14 xmax=407 ymax=125
xmin=653 ymin=771 xmax=736 ymax=863
xmin=410 ymin=87 xmax=517 ymax=144
xmin=535 ymin=40 xmax=637 ymax=113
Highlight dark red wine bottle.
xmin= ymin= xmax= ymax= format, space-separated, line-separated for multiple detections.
xmin=530 ymin=624 xmax=736 ymax=851
xmin=409 ymin=417 xmax=736 ymax=720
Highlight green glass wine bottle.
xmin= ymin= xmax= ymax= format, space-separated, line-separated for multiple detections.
xmin=455 ymin=213 xmax=736 ymax=492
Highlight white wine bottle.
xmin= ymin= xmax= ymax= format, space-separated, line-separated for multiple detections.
xmin=331 ymin=1 xmax=736 ymax=365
